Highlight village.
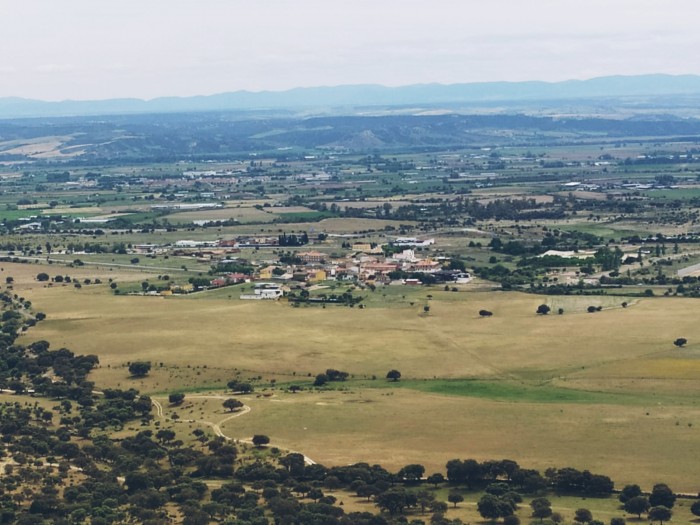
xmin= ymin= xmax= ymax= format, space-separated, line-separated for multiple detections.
xmin=128 ymin=235 xmax=471 ymax=299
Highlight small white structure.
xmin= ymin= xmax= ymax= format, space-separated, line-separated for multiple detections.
xmin=240 ymin=283 xmax=283 ymax=300
xmin=391 ymin=249 xmax=417 ymax=262
xmin=394 ymin=237 xmax=435 ymax=247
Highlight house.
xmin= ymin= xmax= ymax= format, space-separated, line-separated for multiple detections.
xmin=227 ymin=273 xmax=249 ymax=284
xmin=412 ymin=259 xmax=441 ymax=273
xmin=299 ymin=251 xmax=326 ymax=264
xmin=219 ymin=239 xmax=239 ymax=248
xmin=170 ymin=283 xmax=194 ymax=293
xmin=393 ymin=237 xmax=435 ymax=247
xmin=391 ymin=249 xmax=417 ymax=262
xmin=306 ymin=269 xmax=327 ymax=283
xmin=240 ymin=283 xmax=283 ymax=300
xmin=258 ymin=265 xmax=279 ymax=280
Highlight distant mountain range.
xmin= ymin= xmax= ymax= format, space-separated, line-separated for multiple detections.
xmin=3 ymin=74 xmax=700 ymax=119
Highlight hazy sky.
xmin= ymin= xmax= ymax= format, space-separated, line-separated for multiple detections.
xmin=2 ymin=0 xmax=699 ymax=101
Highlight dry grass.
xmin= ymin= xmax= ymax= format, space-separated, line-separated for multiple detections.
xmin=14 ymin=267 xmax=700 ymax=492
xmin=21 ymin=284 xmax=700 ymax=380
xmin=150 ymin=387 xmax=700 ymax=492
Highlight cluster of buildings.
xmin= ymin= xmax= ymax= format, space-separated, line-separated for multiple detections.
xmin=207 ymin=243 xmax=470 ymax=299
xmin=135 ymin=235 xmax=470 ymax=299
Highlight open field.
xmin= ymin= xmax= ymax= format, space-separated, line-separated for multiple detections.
xmin=15 ymin=264 xmax=700 ymax=491
xmin=25 ymin=284 xmax=700 ymax=380
xmin=208 ymin=387 xmax=700 ymax=491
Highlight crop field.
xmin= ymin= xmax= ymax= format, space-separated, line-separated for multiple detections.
xmin=163 ymin=207 xmax=277 ymax=223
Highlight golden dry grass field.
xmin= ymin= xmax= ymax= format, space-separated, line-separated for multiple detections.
xmin=11 ymin=261 xmax=700 ymax=492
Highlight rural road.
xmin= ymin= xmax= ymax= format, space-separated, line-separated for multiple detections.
xmin=0 ymin=253 xmax=190 ymax=273
xmin=151 ymin=395 xmax=316 ymax=466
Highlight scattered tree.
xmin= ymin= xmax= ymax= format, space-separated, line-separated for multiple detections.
xmin=426 ymin=473 xmax=445 ymax=487
xmin=313 ymin=373 xmax=329 ymax=387
xmin=649 ymin=484 xmax=676 ymax=508
xmin=128 ymin=361 xmax=152 ymax=378
xmin=168 ymin=393 xmax=185 ymax=405
xmin=673 ymin=337 xmax=687 ymax=348
xmin=479 ymin=494 xmax=514 ymax=521
xmin=648 ymin=506 xmax=672 ymax=524
xmin=690 ymin=500 xmax=700 ymax=518
xmin=448 ymin=491 xmax=464 ymax=508
xmin=479 ymin=309 xmax=493 ymax=317
xmin=223 ymin=399 xmax=244 ymax=412
xmin=574 ymin=508 xmax=593 ymax=523
xmin=386 ymin=369 xmax=401 ymax=382
xmin=531 ymin=497 xmax=552 ymax=521
xmin=624 ymin=496 xmax=650 ymax=518
xmin=619 ymin=484 xmax=642 ymax=503
xmin=536 ymin=304 xmax=551 ymax=315
xmin=252 ymin=434 xmax=270 ymax=448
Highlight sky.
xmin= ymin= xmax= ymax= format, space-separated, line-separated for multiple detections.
xmin=2 ymin=0 xmax=700 ymax=101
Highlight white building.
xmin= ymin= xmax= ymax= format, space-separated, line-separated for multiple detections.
xmin=240 ymin=283 xmax=283 ymax=300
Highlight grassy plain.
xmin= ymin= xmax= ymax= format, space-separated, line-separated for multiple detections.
xmin=13 ymin=259 xmax=700 ymax=491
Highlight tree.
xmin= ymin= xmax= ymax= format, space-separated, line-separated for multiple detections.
xmin=156 ymin=429 xmax=176 ymax=444
xmin=423 ymin=305 xmax=430 ymax=314
xmin=448 ymin=491 xmax=464 ymax=508
xmin=37 ymin=273 xmax=50 ymax=282
xmin=430 ymin=500 xmax=448 ymax=515
xmin=426 ymin=473 xmax=444 ymax=487
xmin=398 ymin=464 xmax=425 ymax=483
xmin=648 ymin=506 xmax=672 ymax=524
xmin=531 ymin=497 xmax=552 ymax=521
xmin=307 ymin=488 xmax=324 ymax=502
xmin=619 ymin=484 xmax=642 ymax=503
xmin=376 ymin=488 xmax=410 ymax=515
xmin=324 ymin=475 xmax=342 ymax=492
xmin=479 ymin=310 xmax=493 ymax=317
xmin=691 ymin=500 xmax=700 ymax=518
xmin=252 ymin=434 xmax=270 ymax=448
xmin=610 ymin=518 xmax=625 ymax=525
xmin=649 ymin=484 xmax=676 ymax=509
xmin=386 ymin=370 xmax=401 ymax=382
xmin=227 ymin=380 xmax=253 ymax=393
xmin=574 ymin=508 xmax=593 ymax=523
xmin=673 ymin=338 xmax=687 ymax=348
xmin=169 ymin=393 xmax=185 ymax=405
xmin=313 ymin=373 xmax=329 ymax=387
xmin=624 ymin=496 xmax=650 ymax=518
xmin=536 ymin=304 xmax=550 ymax=315
xmin=479 ymin=494 xmax=514 ymax=521
xmin=357 ymin=484 xmax=380 ymax=501
xmin=128 ymin=361 xmax=151 ymax=377
xmin=223 ymin=399 xmax=244 ymax=412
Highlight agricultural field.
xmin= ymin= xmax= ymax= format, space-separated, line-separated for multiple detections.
xmin=3 ymin=110 xmax=700 ymax=523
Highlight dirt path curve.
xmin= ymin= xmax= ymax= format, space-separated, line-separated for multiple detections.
xmin=151 ymin=395 xmax=316 ymax=465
